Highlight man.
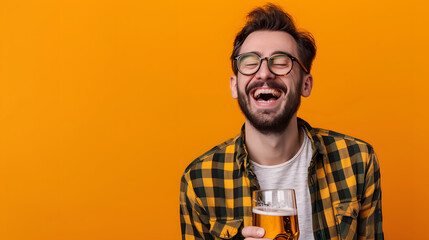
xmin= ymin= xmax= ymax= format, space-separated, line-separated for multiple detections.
xmin=180 ymin=4 xmax=383 ymax=240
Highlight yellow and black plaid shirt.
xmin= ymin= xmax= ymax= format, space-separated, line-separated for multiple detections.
xmin=180 ymin=118 xmax=383 ymax=240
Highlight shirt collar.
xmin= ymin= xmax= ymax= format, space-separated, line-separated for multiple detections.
xmin=234 ymin=124 xmax=248 ymax=169
xmin=297 ymin=117 xmax=327 ymax=157
xmin=234 ymin=118 xmax=327 ymax=168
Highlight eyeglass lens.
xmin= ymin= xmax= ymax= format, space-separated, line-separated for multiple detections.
xmin=237 ymin=53 xmax=293 ymax=75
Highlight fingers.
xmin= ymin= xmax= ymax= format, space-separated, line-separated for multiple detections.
xmin=242 ymin=226 xmax=267 ymax=239
xmin=243 ymin=238 xmax=272 ymax=240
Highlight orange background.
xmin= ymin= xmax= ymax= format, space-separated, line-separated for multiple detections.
xmin=1 ymin=0 xmax=428 ymax=239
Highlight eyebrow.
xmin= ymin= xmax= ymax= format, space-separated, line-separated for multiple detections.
xmin=246 ymin=50 xmax=293 ymax=57
xmin=271 ymin=51 xmax=293 ymax=56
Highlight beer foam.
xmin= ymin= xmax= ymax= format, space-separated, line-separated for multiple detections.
xmin=253 ymin=207 xmax=297 ymax=216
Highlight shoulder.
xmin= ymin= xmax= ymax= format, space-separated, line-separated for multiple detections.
xmin=311 ymin=127 xmax=375 ymax=155
xmin=181 ymin=135 xmax=240 ymax=180
xmin=299 ymin=118 xmax=375 ymax=156
xmin=308 ymin=127 xmax=378 ymax=172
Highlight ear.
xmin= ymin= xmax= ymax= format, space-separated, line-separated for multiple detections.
xmin=301 ymin=73 xmax=313 ymax=97
xmin=230 ymin=75 xmax=238 ymax=99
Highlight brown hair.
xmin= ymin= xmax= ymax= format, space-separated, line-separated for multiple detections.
xmin=231 ymin=4 xmax=316 ymax=75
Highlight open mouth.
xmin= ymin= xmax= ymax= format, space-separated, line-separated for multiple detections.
xmin=252 ymin=88 xmax=282 ymax=102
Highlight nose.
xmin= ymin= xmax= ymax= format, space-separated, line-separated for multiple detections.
xmin=255 ymin=58 xmax=275 ymax=80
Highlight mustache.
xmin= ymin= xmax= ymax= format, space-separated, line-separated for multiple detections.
xmin=245 ymin=81 xmax=288 ymax=95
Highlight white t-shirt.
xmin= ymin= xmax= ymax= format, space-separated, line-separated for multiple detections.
xmin=250 ymin=129 xmax=314 ymax=240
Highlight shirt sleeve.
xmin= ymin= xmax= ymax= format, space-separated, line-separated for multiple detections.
xmin=180 ymin=174 xmax=211 ymax=240
xmin=358 ymin=149 xmax=384 ymax=239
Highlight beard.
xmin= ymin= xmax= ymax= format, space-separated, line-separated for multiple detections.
xmin=237 ymin=79 xmax=302 ymax=135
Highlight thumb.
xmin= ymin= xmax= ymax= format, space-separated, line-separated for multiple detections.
xmin=241 ymin=226 xmax=265 ymax=238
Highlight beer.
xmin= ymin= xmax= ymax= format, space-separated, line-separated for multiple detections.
xmin=252 ymin=206 xmax=299 ymax=240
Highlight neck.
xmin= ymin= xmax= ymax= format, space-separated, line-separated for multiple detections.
xmin=244 ymin=115 xmax=303 ymax=166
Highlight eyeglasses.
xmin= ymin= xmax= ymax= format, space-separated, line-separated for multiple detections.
xmin=234 ymin=52 xmax=309 ymax=76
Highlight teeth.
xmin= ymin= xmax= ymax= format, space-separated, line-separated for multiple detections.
xmin=253 ymin=88 xmax=282 ymax=99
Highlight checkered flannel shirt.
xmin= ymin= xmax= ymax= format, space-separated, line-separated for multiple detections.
xmin=180 ymin=118 xmax=383 ymax=240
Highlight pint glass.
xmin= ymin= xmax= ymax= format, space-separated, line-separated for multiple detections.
xmin=252 ymin=189 xmax=299 ymax=240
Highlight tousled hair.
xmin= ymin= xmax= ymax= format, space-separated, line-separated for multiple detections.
xmin=231 ymin=4 xmax=316 ymax=75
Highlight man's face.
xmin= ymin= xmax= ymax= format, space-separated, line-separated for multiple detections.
xmin=230 ymin=30 xmax=312 ymax=134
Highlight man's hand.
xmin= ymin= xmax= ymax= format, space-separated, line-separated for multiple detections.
xmin=241 ymin=226 xmax=271 ymax=240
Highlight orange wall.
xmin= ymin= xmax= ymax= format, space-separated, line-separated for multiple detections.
xmin=1 ymin=0 xmax=428 ymax=239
